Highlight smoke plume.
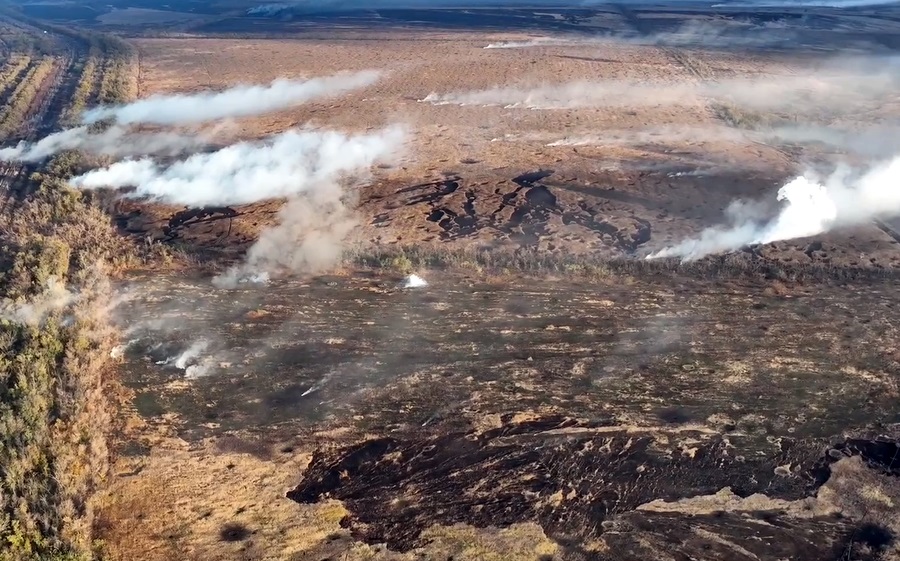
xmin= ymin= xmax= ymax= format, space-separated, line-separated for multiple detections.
xmin=766 ymin=124 xmax=900 ymax=159
xmin=0 ymin=276 xmax=79 ymax=326
xmin=174 ymin=340 xmax=209 ymax=369
xmin=213 ymin=181 xmax=358 ymax=287
xmin=70 ymin=126 xmax=406 ymax=207
xmin=546 ymin=125 xmax=748 ymax=147
xmin=81 ymin=71 xmax=380 ymax=126
xmin=484 ymin=20 xmax=797 ymax=50
xmin=647 ymin=156 xmax=900 ymax=261
xmin=0 ymin=124 xmax=214 ymax=163
xmin=421 ymin=57 xmax=900 ymax=113
xmin=1 ymin=71 xmax=379 ymax=163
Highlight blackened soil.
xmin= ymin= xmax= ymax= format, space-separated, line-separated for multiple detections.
xmin=290 ymin=416 xmax=898 ymax=559
xmin=117 ymin=271 xmax=900 ymax=560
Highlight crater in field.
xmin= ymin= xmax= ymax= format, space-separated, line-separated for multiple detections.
xmin=219 ymin=523 xmax=251 ymax=542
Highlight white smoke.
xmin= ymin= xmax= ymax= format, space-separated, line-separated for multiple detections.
xmin=415 ymin=81 xmax=701 ymax=109
xmin=765 ymin=124 xmax=900 ymax=159
xmin=174 ymin=340 xmax=208 ymax=369
xmin=1 ymin=71 xmax=379 ymax=163
xmin=485 ymin=37 xmax=591 ymax=49
xmin=246 ymin=2 xmax=293 ymax=15
xmin=70 ymin=125 xmax=406 ymax=207
xmin=647 ymin=157 xmax=900 ymax=261
xmin=80 ymin=71 xmax=380 ymax=126
xmin=483 ymin=20 xmax=797 ymax=50
xmin=213 ymin=182 xmax=358 ymax=287
xmin=0 ymin=277 xmax=79 ymax=326
xmin=163 ymin=340 xmax=217 ymax=379
xmin=110 ymin=338 xmax=138 ymax=359
xmin=546 ymin=125 xmax=749 ymax=147
xmin=0 ymin=124 xmax=213 ymax=163
xmin=421 ymin=58 xmax=900 ymax=113
xmin=400 ymin=274 xmax=428 ymax=288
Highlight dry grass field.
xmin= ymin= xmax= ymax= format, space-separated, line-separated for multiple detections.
xmin=119 ymin=31 xmax=900 ymax=270
xmin=121 ymin=35 xmax=795 ymax=257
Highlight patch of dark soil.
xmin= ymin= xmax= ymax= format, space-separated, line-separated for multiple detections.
xmin=512 ymin=169 xmax=555 ymax=188
xmin=854 ymin=523 xmax=895 ymax=552
xmin=508 ymin=185 xmax=556 ymax=245
xmin=165 ymin=206 xmax=240 ymax=241
xmin=830 ymin=438 xmax=900 ymax=476
xmin=656 ymin=406 xmax=693 ymax=424
xmin=215 ymin=435 xmax=272 ymax=460
xmin=598 ymin=510 xmax=856 ymax=561
xmin=288 ymin=416 xmax=830 ymax=552
xmin=219 ymin=523 xmax=251 ymax=542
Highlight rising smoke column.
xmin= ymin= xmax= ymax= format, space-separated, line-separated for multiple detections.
xmin=81 ymin=71 xmax=380 ymax=126
xmin=646 ymin=156 xmax=900 ymax=261
xmin=0 ymin=276 xmax=79 ymax=326
xmin=71 ymin=124 xmax=407 ymax=284
xmin=70 ymin=126 xmax=406 ymax=206
xmin=213 ymin=181 xmax=358 ymax=287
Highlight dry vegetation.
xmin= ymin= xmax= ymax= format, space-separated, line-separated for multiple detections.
xmin=0 ymin=56 xmax=32 ymax=98
xmin=64 ymin=36 xmax=134 ymax=124
xmin=348 ymin=243 xmax=900 ymax=285
xmin=0 ymin=23 xmax=140 ymax=559
xmin=0 ymin=57 xmax=54 ymax=139
xmin=124 ymin=36 xmax=826 ymax=265
xmin=0 ymin=154 xmax=131 ymax=561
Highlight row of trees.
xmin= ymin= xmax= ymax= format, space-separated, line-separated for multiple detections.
xmin=0 ymin=150 xmax=139 ymax=561
xmin=0 ymin=16 xmax=139 ymax=557
xmin=0 ymin=56 xmax=54 ymax=139
xmin=0 ymin=55 xmax=32 ymax=100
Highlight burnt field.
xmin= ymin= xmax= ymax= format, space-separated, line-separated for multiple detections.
xmin=4 ymin=2 xmax=900 ymax=559
xmin=109 ymin=267 xmax=900 ymax=560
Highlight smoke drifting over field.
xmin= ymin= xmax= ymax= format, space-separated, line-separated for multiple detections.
xmin=0 ymin=125 xmax=212 ymax=162
xmin=0 ymin=277 xmax=79 ymax=326
xmin=421 ymin=59 xmax=900 ymax=113
xmin=484 ymin=20 xmax=798 ymax=50
xmin=648 ymin=158 xmax=900 ymax=261
xmin=0 ymin=71 xmax=381 ymax=163
xmin=81 ymin=71 xmax=380 ymax=126
xmin=71 ymin=126 xmax=405 ymax=206
xmin=214 ymin=182 xmax=359 ymax=287
xmin=546 ymin=125 xmax=748 ymax=147
xmin=0 ymin=70 xmax=405 ymax=289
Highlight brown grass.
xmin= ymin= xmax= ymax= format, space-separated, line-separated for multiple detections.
xmin=0 ymin=28 xmax=140 ymax=558
xmin=0 ymin=56 xmax=54 ymax=139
